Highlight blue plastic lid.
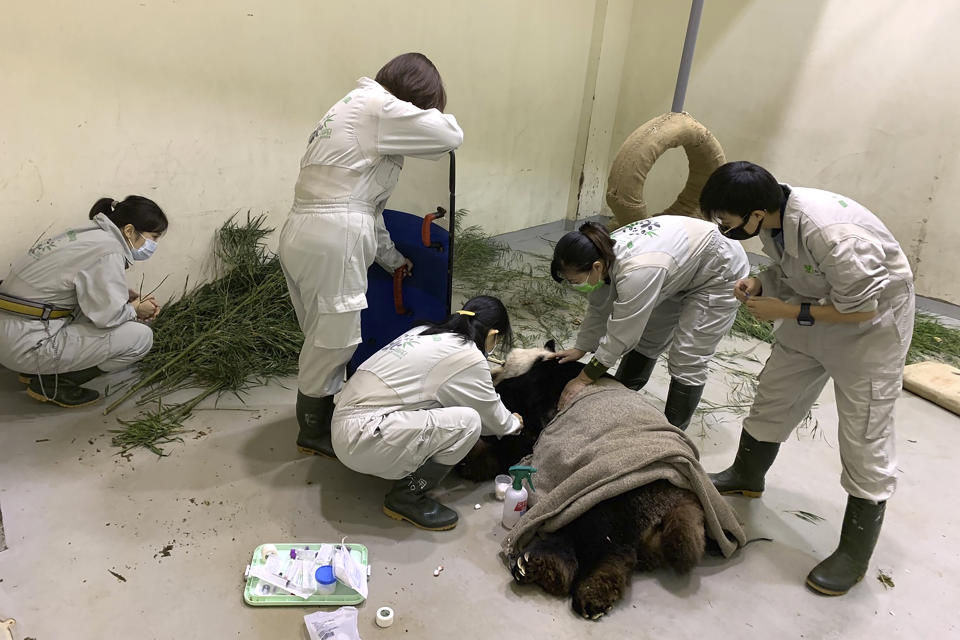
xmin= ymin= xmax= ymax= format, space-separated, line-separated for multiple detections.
xmin=315 ymin=565 xmax=336 ymax=585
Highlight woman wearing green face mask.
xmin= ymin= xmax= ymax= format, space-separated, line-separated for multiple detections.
xmin=549 ymin=218 xmax=748 ymax=425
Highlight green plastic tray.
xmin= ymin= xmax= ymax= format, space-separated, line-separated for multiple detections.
xmin=243 ymin=542 xmax=369 ymax=606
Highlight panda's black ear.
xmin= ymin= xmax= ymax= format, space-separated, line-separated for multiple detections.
xmin=544 ymin=340 xmax=556 ymax=352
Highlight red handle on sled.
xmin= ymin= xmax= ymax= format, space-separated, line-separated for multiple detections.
xmin=393 ymin=266 xmax=409 ymax=315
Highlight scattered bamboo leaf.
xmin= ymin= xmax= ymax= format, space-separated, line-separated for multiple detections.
xmin=784 ymin=509 xmax=825 ymax=524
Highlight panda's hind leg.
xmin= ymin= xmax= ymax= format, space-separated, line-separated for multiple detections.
xmin=568 ymin=492 xmax=645 ymax=620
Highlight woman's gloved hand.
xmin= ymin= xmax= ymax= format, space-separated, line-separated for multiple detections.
xmin=132 ymin=296 xmax=160 ymax=321
xmin=551 ymin=348 xmax=586 ymax=364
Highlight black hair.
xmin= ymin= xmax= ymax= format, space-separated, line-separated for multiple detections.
xmin=375 ymin=52 xmax=447 ymax=112
xmin=699 ymin=161 xmax=783 ymax=219
xmin=89 ymin=195 xmax=169 ymax=234
xmin=420 ymin=295 xmax=513 ymax=354
xmin=550 ymin=221 xmax=616 ymax=284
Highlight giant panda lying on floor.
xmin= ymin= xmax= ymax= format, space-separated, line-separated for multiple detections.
xmin=457 ymin=343 xmax=733 ymax=620
xmin=457 ymin=343 xmax=745 ymax=619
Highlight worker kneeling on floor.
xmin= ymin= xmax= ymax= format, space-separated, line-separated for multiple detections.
xmin=330 ymin=295 xmax=524 ymax=531
xmin=0 ymin=196 xmax=166 ymax=408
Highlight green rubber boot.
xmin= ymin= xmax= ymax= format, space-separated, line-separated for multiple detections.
xmin=296 ymin=391 xmax=336 ymax=458
xmin=806 ymin=496 xmax=886 ymax=596
xmin=615 ymin=351 xmax=658 ymax=391
xmin=664 ymin=379 xmax=704 ymax=431
xmin=26 ymin=375 xmax=100 ymax=408
xmin=382 ymin=460 xmax=459 ymax=531
xmin=709 ymin=428 xmax=781 ymax=498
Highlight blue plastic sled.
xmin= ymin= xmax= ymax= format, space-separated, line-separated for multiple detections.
xmin=349 ymin=152 xmax=456 ymax=372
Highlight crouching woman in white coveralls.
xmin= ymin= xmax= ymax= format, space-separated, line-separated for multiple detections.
xmin=700 ymin=161 xmax=915 ymax=596
xmin=331 ymin=296 xmax=523 ymax=531
xmin=551 ymin=217 xmax=749 ymax=429
xmin=279 ymin=52 xmax=464 ymax=459
xmin=0 ymin=196 xmax=166 ymax=407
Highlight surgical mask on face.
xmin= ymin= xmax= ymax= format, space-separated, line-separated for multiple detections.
xmin=721 ymin=216 xmax=763 ymax=241
xmin=129 ymin=233 xmax=158 ymax=261
xmin=570 ymin=278 xmax=605 ymax=294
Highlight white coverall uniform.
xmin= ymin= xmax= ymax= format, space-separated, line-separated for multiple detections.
xmin=0 ymin=214 xmax=153 ymax=374
xmin=279 ymin=77 xmax=464 ymax=398
xmin=744 ymin=187 xmax=915 ymax=502
xmin=575 ymin=215 xmax=749 ymax=386
xmin=331 ymin=327 xmax=522 ymax=480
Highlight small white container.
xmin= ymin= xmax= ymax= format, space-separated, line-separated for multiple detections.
xmin=314 ymin=565 xmax=337 ymax=595
xmin=494 ymin=474 xmax=512 ymax=501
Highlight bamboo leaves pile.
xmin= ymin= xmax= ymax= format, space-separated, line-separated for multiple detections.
xmin=452 ymin=214 xmax=587 ymax=350
xmin=108 ymin=214 xmax=302 ymax=455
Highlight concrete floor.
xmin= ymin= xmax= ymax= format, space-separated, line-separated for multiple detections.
xmin=2 ymin=222 xmax=960 ymax=639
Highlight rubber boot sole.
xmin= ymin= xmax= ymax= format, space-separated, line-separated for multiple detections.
xmin=297 ymin=445 xmax=337 ymax=459
xmin=382 ymin=505 xmax=458 ymax=531
xmin=26 ymin=387 xmax=101 ymax=409
xmin=805 ymin=574 xmax=861 ymax=596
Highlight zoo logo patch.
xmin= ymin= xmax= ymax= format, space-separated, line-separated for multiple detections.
xmin=308 ymin=113 xmax=335 ymax=144
xmin=29 ymin=238 xmax=59 ymax=259
xmin=616 ymin=219 xmax=661 ymax=248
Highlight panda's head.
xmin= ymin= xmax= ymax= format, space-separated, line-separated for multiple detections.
xmin=493 ymin=341 xmax=585 ymax=433
xmin=490 ymin=340 xmax=558 ymax=385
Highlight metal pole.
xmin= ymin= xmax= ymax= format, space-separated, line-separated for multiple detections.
xmin=671 ymin=0 xmax=704 ymax=113
xmin=446 ymin=151 xmax=456 ymax=316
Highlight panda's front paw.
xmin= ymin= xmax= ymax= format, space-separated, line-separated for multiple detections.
xmin=511 ymin=544 xmax=577 ymax=596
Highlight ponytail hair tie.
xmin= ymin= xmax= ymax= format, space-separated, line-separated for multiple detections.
xmin=111 ymin=200 xmax=119 ymax=211
xmin=456 ymin=310 xmax=476 ymax=316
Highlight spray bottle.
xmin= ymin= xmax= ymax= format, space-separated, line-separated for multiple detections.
xmin=502 ymin=465 xmax=537 ymax=529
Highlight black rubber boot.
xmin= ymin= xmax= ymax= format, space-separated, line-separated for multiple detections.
xmin=18 ymin=366 xmax=103 ymax=386
xmin=708 ymin=428 xmax=781 ymax=498
xmin=806 ymin=496 xmax=886 ymax=596
xmin=26 ymin=375 xmax=100 ymax=408
xmin=296 ymin=391 xmax=336 ymax=458
xmin=615 ymin=351 xmax=658 ymax=391
xmin=663 ymin=379 xmax=704 ymax=430
xmin=382 ymin=460 xmax=459 ymax=531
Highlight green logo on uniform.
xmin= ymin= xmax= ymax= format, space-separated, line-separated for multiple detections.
xmin=308 ymin=114 xmax=335 ymax=144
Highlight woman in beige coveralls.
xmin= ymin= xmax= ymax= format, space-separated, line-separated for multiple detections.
xmin=700 ymin=161 xmax=915 ymax=596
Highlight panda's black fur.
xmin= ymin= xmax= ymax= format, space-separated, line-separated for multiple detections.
xmin=458 ymin=342 xmax=708 ymax=620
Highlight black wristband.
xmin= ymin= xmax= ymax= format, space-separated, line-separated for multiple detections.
xmin=582 ymin=357 xmax=607 ymax=381
xmin=797 ymin=302 xmax=815 ymax=326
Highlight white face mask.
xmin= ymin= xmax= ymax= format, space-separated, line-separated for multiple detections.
xmin=127 ymin=231 xmax=158 ymax=261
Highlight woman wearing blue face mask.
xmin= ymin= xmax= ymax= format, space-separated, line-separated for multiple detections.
xmin=0 ymin=195 xmax=167 ymax=407
xmin=549 ymin=218 xmax=748 ymax=425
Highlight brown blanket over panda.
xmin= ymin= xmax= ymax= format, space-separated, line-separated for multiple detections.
xmin=501 ymin=378 xmax=746 ymax=558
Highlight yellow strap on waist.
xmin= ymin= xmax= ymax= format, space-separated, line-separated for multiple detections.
xmin=0 ymin=295 xmax=74 ymax=320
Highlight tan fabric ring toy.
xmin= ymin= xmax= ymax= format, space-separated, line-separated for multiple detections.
xmin=605 ymin=111 xmax=725 ymax=228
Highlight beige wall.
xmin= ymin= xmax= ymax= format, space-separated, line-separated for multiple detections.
xmin=607 ymin=0 xmax=960 ymax=302
xmin=0 ymin=0 xmax=596 ymax=300
xmin=3 ymin=0 xmax=959 ymax=303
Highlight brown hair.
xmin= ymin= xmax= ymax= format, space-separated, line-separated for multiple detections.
xmin=550 ymin=222 xmax=616 ymax=283
xmin=375 ymin=52 xmax=447 ymax=112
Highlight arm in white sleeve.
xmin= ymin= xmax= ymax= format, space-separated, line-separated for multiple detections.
xmin=436 ymin=360 xmax=522 ymax=437
xmin=73 ymin=254 xmax=137 ymax=329
xmin=574 ymin=286 xmax=616 ymax=353
xmin=373 ymin=202 xmax=407 ymax=273
xmin=593 ymin=267 xmax=667 ymax=368
xmin=815 ymin=234 xmax=889 ymax=313
xmin=377 ymin=97 xmax=463 ymax=159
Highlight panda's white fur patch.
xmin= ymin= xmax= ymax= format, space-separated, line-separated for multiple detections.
xmin=491 ymin=347 xmax=553 ymax=385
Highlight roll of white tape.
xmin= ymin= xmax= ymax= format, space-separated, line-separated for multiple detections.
xmin=260 ymin=544 xmax=278 ymax=558
xmin=375 ymin=606 xmax=394 ymax=628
